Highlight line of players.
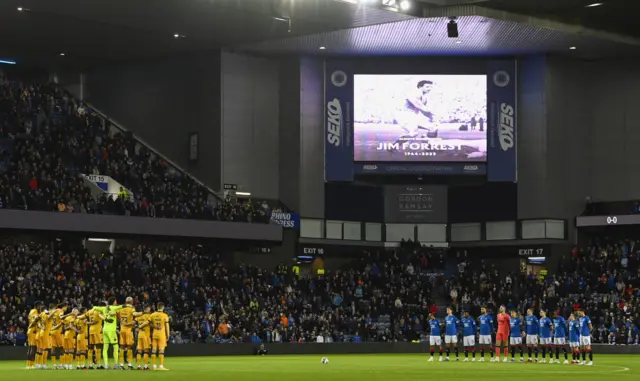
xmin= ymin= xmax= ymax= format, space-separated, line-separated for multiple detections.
xmin=25 ymin=299 xmax=170 ymax=370
xmin=428 ymin=306 xmax=594 ymax=365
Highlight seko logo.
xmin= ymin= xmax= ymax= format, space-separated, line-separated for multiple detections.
xmin=326 ymin=98 xmax=342 ymax=147
xmin=498 ymin=103 xmax=515 ymax=151
xmin=362 ymin=165 xmax=377 ymax=171
xmin=464 ymin=165 xmax=478 ymax=171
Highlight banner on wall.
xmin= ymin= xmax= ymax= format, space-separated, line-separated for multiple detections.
xmin=270 ymin=212 xmax=300 ymax=228
xmin=487 ymin=61 xmax=517 ymax=182
xmin=384 ymin=185 xmax=448 ymax=223
xmin=324 ymin=61 xmax=354 ymax=182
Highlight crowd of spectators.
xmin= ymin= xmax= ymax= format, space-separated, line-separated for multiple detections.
xmin=0 ymin=236 xmax=638 ymax=346
xmin=0 ymin=239 xmax=446 ymax=346
xmin=0 ymin=79 xmax=271 ymax=222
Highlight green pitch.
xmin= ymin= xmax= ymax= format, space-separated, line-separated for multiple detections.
xmin=1 ymin=354 xmax=637 ymax=381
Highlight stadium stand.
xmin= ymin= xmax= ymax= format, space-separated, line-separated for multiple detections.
xmin=2 ymin=236 xmax=635 ymax=346
xmin=0 ymin=80 xmax=271 ymax=223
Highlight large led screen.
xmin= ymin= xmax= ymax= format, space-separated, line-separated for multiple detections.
xmin=354 ymin=75 xmax=487 ymax=162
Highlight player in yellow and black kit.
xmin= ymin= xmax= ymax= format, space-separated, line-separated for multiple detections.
xmin=73 ymin=308 xmax=89 ymax=369
xmin=117 ymin=297 xmax=139 ymax=369
xmin=49 ymin=302 xmax=72 ymax=369
xmin=26 ymin=301 xmax=43 ymax=369
xmin=84 ymin=305 xmax=106 ymax=369
xmin=36 ymin=303 xmax=57 ymax=369
xmin=135 ymin=305 xmax=152 ymax=370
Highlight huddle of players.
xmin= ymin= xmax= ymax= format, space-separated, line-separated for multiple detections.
xmin=428 ymin=306 xmax=594 ymax=366
xmin=25 ymin=298 xmax=170 ymax=371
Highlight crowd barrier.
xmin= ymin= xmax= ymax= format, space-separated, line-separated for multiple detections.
xmin=0 ymin=343 xmax=638 ymax=361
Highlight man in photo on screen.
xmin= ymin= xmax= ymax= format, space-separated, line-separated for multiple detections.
xmin=389 ymin=80 xmax=438 ymax=150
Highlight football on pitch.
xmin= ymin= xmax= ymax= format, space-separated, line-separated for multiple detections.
xmin=321 ymin=357 xmax=329 ymax=364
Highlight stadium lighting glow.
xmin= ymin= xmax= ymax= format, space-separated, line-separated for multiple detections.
xmin=17 ymin=7 xmax=24 ymax=11
xmin=399 ymin=0 xmax=410 ymax=10
xmin=236 ymin=192 xmax=251 ymax=196
xmin=585 ymin=2 xmax=603 ymax=7
xmin=59 ymin=52 xmax=65 ymax=56
xmin=455 ymin=40 xmax=462 ymax=44
xmin=87 ymin=238 xmax=112 ymax=242
xmin=0 ymin=59 xmax=17 ymax=65
xmin=319 ymin=46 xmax=326 ymax=50
xmin=569 ymin=46 xmax=577 ymax=50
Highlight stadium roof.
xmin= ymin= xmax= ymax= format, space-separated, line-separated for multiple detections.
xmin=0 ymin=0 xmax=638 ymax=69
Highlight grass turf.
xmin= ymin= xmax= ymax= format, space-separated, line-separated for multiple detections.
xmin=0 ymin=354 xmax=637 ymax=381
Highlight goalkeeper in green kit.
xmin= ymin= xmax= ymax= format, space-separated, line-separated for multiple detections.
xmin=92 ymin=297 xmax=123 ymax=369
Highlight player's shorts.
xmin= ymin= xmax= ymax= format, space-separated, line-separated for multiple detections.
xmin=152 ymin=337 xmax=167 ymax=351
xmin=63 ymin=337 xmax=76 ymax=351
xmin=76 ymin=336 xmax=88 ymax=352
xmin=51 ymin=333 xmax=64 ymax=347
xmin=539 ymin=337 xmax=552 ymax=345
xmin=444 ymin=335 xmax=458 ymax=344
xmin=510 ymin=337 xmax=522 ymax=345
xmin=120 ymin=330 xmax=134 ymax=346
xmin=496 ymin=332 xmax=508 ymax=342
xmin=89 ymin=333 xmax=103 ymax=345
xmin=28 ymin=332 xmax=38 ymax=346
xmin=525 ymin=335 xmax=538 ymax=345
xmin=463 ymin=336 xmax=475 ymax=347
xmin=579 ymin=336 xmax=591 ymax=346
xmin=137 ymin=335 xmax=151 ymax=351
xmin=553 ymin=338 xmax=566 ymax=346
xmin=39 ymin=333 xmax=51 ymax=349
xmin=569 ymin=341 xmax=580 ymax=348
xmin=103 ymin=330 xmax=118 ymax=345
xmin=429 ymin=336 xmax=442 ymax=346
xmin=479 ymin=335 xmax=492 ymax=345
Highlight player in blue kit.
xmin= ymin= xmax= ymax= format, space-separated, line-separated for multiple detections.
xmin=461 ymin=311 xmax=476 ymax=362
xmin=552 ymin=311 xmax=568 ymax=364
xmin=427 ymin=313 xmax=443 ymax=362
xmin=509 ymin=311 xmax=524 ymax=362
xmin=444 ymin=307 xmax=460 ymax=361
xmin=577 ymin=309 xmax=593 ymax=365
xmin=568 ymin=313 xmax=581 ymax=363
xmin=538 ymin=310 xmax=554 ymax=363
xmin=477 ymin=307 xmax=494 ymax=362
xmin=524 ymin=309 xmax=539 ymax=362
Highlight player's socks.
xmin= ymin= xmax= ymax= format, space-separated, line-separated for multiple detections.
xmin=472 ymin=348 xmax=476 ymax=359
xmin=96 ymin=349 xmax=102 ymax=365
xmin=454 ymin=347 xmax=459 ymax=359
xmin=159 ymin=354 xmax=165 ymax=366
xmin=128 ymin=350 xmax=133 ymax=366
xmin=555 ymin=347 xmax=560 ymax=360
xmin=137 ymin=353 xmax=142 ymax=366
xmin=119 ymin=349 xmax=125 ymax=366
xmin=582 ymin=349 xmax=586 ymax=361
xmin=588 ymin=349 xmax=593 ymax=361
xmin=43 ymin=350 xmax=49 ymax=366
xmin=144 ymin=353 xmax=150 ymax=366
xmin=464 ymin=349 xmax=468 ymax=358
xmin=446 ymin=348 xmax=450 ymax=357
xmin=495 ymin=347 xmax=500 ymax=359
xmin=503 ymin=347 xmax=508 ymax=357
xmin=151 ymin=354 xmax=157 ymax=366
xmin=541 ymin=346 xmax=546 ymax=358
xmin=510 ymin=347 xmax=515 ymax=359
xmin=480 ymin=348 xmax=484 ymax=358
